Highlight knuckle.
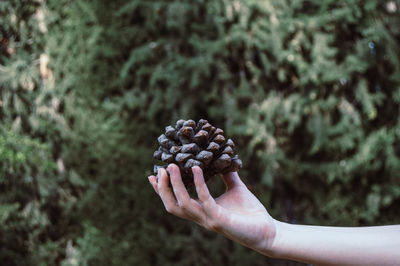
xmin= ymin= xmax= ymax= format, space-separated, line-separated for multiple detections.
xmin=202 ymin=196 xmax=214 ymax=206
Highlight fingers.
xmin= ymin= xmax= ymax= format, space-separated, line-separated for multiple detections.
xmin=151 ymin=165 xmax=220 ymax=230
xmin=221 ymin=171 xmax=245 ymax=190
xmin=192 ymin=166 xmax=214 ymax=204
xmin=193 ymin=166 xmax=224 ymax=231
xmin=168 ymin=164 xmax=190 ymax=203
xmin=157 ymin=168 xmax=182 ymax=215
xmin=148 ymin=175 xmax=159 ymax=194
xmin=168 ymin=164 xmax=203 ymax=220
xmin=155 ymin=166 xmax=203 ymax=222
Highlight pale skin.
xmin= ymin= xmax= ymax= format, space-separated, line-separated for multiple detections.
xmin=148 ymin=164 xmax=400 ymax=266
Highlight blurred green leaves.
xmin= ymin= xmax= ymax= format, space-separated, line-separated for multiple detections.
xmin=1 ymin=0 xmax=400 ymax=265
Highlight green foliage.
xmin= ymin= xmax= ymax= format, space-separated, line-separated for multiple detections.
xmin=1 ymin=1 xmax=82 ymax=265
xmin=0 ymin=125 xmax=70 ymax=265
xmin=1 ymin=0 xmax=400 ymax=265
xmin=236 ymin=1 xmax=400 ymax=226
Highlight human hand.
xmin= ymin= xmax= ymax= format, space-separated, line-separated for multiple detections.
xmin=149 ymin=165 xmax=400 ymax=265
xmin=148 ymin=164 xmax=277 ymax=255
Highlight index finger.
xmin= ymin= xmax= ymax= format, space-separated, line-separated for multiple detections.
xmin=157 ymin=168 xmax=179 ymax=213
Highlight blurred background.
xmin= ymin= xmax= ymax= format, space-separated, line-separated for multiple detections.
xmin=1 ymin=0 xmax=400 ymax=265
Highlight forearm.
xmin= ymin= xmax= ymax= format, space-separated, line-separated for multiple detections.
xmin=266 ymin=220 xmax=400 ymax=266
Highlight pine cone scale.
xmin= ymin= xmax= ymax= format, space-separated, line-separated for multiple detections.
xmin=152 ymin=119 xmax=242 ymax=186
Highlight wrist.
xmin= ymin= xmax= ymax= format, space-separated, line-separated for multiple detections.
xmin=266 ymin=220 xmax=288 ymax=259
xmin=255 ymin=218 xmax=284 ymax=258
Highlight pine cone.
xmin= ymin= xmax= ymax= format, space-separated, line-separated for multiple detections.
xmin=153 ymin=119 xmax=242 ymax=187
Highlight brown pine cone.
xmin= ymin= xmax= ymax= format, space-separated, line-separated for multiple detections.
xmin=153 ymin=119 xmax=242 ymax=187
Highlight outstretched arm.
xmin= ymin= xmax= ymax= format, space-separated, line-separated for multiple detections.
xmin=273 ymin=221 xmax=400 ymax=266
xmin=148 ymin=164 xmax=400 ymax=266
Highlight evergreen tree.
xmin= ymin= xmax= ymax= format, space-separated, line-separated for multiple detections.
xmin=1 ymin=0 xmax=399 ymax=265
xmin=1 ymin=1 xmax=81 ymax=264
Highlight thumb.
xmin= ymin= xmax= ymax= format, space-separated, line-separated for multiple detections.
xmin=221 ymin=172 xmax=245 ymax=190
